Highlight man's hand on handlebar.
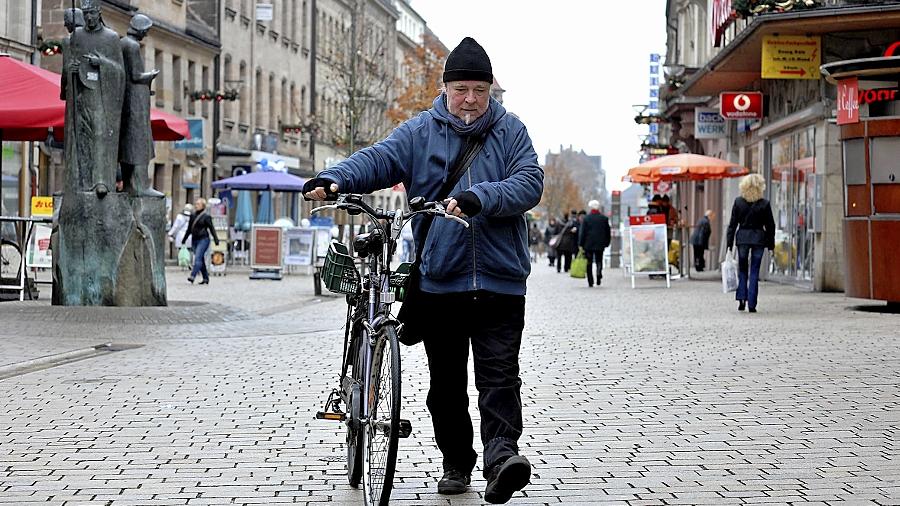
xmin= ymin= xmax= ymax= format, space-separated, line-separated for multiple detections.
xmin=445 ymin=190 xmax=482 ymax=219
xmin=302 ymin=177 xmax=340 ymax=201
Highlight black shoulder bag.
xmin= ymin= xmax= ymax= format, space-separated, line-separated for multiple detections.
xmin=396 ymin=136 xmax=486 ymax=346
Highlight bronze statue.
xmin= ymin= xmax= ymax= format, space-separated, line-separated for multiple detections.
xmin=119 ymin=14 xmax=162 ymax=197
xmin=62 ymin=0 xmax=126 ymax=198
xmin=55 ymin=1 xmax=168 ymax=306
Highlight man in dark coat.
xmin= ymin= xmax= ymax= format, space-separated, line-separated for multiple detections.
xmin=690 ymin=210 xmax=713 ymax=271
xmin=578 ymin=200 xmax=611 ymax=287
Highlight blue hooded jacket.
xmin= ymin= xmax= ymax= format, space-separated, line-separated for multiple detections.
xmin=317 ymin=95 xmax=544 ymax=295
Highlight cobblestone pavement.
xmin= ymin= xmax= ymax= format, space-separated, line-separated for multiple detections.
xmin=1 ymin=261 xmax=899 ymax=505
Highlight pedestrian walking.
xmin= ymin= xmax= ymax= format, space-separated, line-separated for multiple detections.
xmin=303 ymin=36 xmax=542 ymax=503
xmin=545 ymin=217 xmax=562 ymax=267
xmin=578 ymin=200 xmax=611 ymax=287
xmin=528 ymin=222 xmax=543 ymax=263
xmin=182 ymin=198 xmax=220 ymax=285
xmin=690 ymin=210 xmax=713 ymax=272
xmin=726 ymin=174 xmax=776 ymax=313
xmin=555 ymin=211 xmax=578 ymax=273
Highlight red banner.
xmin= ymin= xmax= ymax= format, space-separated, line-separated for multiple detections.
xmin=710 ymin=0 xmax=734 ymax=48
xmin=629 ymin=214 xmax=666 ymax=226
xmin=837 ymin=78 xmax=859 ymax=125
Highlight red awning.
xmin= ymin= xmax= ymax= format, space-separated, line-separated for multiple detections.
xmin=0 ymin=54 xmax=188 ymax=142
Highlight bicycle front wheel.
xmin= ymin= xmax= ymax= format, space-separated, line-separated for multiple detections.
xmin=362 ymin=322 xmax=401 ymax=506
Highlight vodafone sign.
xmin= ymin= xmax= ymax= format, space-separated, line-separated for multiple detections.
xmin=719 ymin=92 xmax=764 ymax=120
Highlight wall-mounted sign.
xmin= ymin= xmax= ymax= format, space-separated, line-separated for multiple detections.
xmin=720 ymin=92 xmax=763 ymax=119
xmin=762 ymin=35 xmax=821 ymax=80
xmin=30 ymin=196 xmax=53 ymax=217
xmin=694 ymin=108 xmax=727 ymax=139
xmin=174 ymin=118 xmax=203 ymax=150
xmin=256 ymin=3 xmax=273 ymax=21
xmin=837 ymin=77 xmax=860 ymax=125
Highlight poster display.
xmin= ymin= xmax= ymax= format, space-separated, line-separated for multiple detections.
xmin=284 ymin=227 xmax=315 ymax=266
xmin=250 ymin=225 xmax=283 ymax=270
xmin=627 ymin=214 xmax=670 ymax=288
xmin=26 ymin=223 xmax=52 ymax=269
xmin=314 ymin=227 xmax=332 ymax=260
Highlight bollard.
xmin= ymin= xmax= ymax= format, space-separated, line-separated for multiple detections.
xmin=313 ymin=270 xmax=322 ymax=296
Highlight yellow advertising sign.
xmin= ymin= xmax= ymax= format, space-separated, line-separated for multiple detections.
xmin=762 ymin=35 xmax=821 ymax=80
xmin=31 ymin=196 xmax=53 ymax=217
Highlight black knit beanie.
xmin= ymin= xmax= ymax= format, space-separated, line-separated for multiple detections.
xmin=442 ymin=37 xmax=493 ymax=84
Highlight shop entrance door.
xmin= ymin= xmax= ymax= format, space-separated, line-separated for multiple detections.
xmin=767 ymin=127 xmax=815 ymax=285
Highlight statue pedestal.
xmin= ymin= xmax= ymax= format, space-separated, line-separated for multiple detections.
xmin=54 ymin=192 xmax=167 ymax=306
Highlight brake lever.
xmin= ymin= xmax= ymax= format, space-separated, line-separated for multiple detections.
xmin=442 ymin=213 xmax=470 ymax=228
xmin=310 ymin=204 xmax=338 ymax=214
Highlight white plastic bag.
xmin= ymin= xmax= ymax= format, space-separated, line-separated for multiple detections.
xmin=721 ymin=249 xmax=738 ymax=293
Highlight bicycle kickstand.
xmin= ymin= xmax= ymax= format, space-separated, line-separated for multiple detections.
xmin=315 ymin=388 xmax=346 ymax=422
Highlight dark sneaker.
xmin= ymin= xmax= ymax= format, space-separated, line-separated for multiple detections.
xmin=484 ymin=455 xmax=531 ymax=504
xmin=437 ymin=468 xmax=470 ymax=495
xmin=738 ymin=300 xmax=746 ymax=311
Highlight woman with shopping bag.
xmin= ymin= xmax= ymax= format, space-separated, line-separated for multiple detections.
xmin=726 ymin=174 xmax=776 ymax=313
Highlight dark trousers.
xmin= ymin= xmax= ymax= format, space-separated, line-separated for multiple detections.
xmin=190 ymin=237 xmax=210 ymax=281
xmin=584 ymin=248 xmax=604 ymax=286
xmin=736 ymin=245 xmax=765 ymax=309
xmin=693 ymin=245 xmax=707 ymax=271
xmin=556 ymin=251 xmax=572 ymax=272
xmin=422 ymin=290 xmax=525 ymax=477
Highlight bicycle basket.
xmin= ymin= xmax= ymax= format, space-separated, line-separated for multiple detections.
xmin=389 ymin=262 xmax=413 ymax=302
xmin=322 ymin=241 xmax=360 ymax=294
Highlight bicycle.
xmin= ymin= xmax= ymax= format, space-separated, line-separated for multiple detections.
xmin=313 ymin=193 xmax=468 ymax=505
xmin=0 ymin=239 xmax=22 ymax=278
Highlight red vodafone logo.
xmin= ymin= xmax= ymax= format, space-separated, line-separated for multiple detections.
xmin=720 ymin=92 xmax=764 ymax=119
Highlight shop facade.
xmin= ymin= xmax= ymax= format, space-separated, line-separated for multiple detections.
xmin=662 ymin=1 xmax=900 ymax=292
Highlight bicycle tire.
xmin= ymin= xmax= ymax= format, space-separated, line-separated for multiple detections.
xmin=346 ymin=321 xmax=364 ymax=487
xmin=362 ymin=322 xmax=401 ymax=506
xmin=0 ymin=239 xmax=22 ymax=278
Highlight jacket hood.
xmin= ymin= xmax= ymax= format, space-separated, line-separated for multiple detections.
xmin=427 ymin=93 xmax=507 ymax=129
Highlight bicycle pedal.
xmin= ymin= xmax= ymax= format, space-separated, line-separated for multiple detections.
xmin=397 ymin=419 xmax=412 ymax=438
xmin=316 ymin=411 xmax=346 ymax=422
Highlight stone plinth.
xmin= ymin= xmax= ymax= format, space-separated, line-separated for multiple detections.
xmin=53 ymin=192 xmax=167 ymax=306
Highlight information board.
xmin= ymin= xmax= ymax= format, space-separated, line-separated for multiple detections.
xmin=284 ymin=227 xmax=315 ymax=266
xmin=250 ymin=225 xmax=283 ymax=269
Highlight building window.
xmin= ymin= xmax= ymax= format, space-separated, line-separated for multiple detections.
xmin=172 ymin=55 xmax=183 ymax=111
xmin=255 ymin=68 xmax=265 ymax=128
xmin=269 ymin=73 xmax=277 ymax=132
xmin=239 ymin=61 xmax=248 ymax=125
xmin=154 ymin=50 xmax=164 ymax=107
xmin=301 ymin=0 xmax=308 ymax=49
xmin=224 ymin=56 xmax=234 ymax=122
xmin=202 ymin=65 xmax=210 ymax=118
xmin=187 ymin=60 xmax=196 ymax=115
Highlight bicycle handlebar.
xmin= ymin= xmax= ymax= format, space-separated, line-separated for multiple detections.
xmin=310 ymin=194 xmax=469 ymax=229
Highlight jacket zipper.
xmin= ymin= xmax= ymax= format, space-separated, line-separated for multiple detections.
xmin=469 ymin=169 xmax=477 ymax=290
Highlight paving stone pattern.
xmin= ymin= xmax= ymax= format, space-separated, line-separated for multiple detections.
xmin=1 ymin=263 xmax=899 ymax=505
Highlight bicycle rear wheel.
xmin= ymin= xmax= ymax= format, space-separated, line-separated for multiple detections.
xmin=362 ymin=322 xmax=401 ymax=506
xmin=0 ymin=240 xmax=22 ymax=278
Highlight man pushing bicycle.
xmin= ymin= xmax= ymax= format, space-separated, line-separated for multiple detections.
xmin=304 ymin=37 xmax=543 ymax=504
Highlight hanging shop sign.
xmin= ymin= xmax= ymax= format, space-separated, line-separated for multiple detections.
xmin=720 ymin=92 xmax=764 ymax=120
xmin=694 ymin=108 xmax=727 ymax=139
xmin=762 ymin=35 xmax=821 ymax=80
xmin=837 ymin=77 xmax=860 ymax=125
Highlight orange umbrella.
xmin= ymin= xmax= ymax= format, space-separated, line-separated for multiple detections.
xmin=622 ymin=153 xmax=748 ymax=183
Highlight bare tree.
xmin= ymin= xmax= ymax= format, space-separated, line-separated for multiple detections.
xmin=321 ymin=0 xmax=395 ymax=156
xmin=540 ymin=158 xmax=583 ymax=220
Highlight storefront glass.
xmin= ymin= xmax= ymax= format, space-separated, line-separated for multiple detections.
xmin=767 ymin=126 xmax=815 ymax=284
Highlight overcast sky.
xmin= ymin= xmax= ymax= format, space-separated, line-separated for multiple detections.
xmin=410 ymin=0 xmax=668 ymax=191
